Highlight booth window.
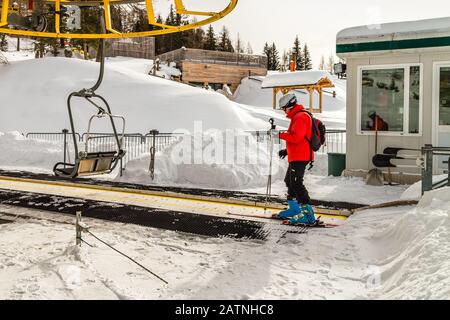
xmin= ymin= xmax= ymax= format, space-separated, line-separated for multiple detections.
xmin=359 ymin=65 xmax=422 ymax=135
xmin=409 ymin=66 xmax=421 ymax=133
xmin=439 ymin=67 xmax=450 ymax=126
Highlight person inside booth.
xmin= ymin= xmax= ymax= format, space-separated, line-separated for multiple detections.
xmin=367 ymin=111 xmax=389 ymax=131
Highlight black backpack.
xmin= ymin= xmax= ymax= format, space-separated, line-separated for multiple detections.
xmin=297 ymin=110 xmax=326 ymax=169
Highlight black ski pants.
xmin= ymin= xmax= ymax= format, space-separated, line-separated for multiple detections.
xmin=284 ymin=161 xmax=311 ymax=205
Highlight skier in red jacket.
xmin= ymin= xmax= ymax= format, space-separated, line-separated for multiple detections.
xmin=276 ymin=93 xmax=316 ymax=224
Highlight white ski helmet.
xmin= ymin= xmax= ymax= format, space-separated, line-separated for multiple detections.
xmin=279 ymin=93 xmax=297 ymax=110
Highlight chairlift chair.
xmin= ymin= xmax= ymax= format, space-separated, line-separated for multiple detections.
xmin=53 ymin=91 xmax=126 ymax=178
xmin=53 ymin=37 xmax=126 ymax=178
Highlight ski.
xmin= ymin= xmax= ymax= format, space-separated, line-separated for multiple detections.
xmin=281 ymin=218 xmax=336 ymax=228
xmin=227 ymin=212 xmax=339 ymax=228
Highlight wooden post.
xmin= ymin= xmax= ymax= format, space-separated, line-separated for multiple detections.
xmin=273 ymin=88 xmax=277 ymax=109
xmin=308 ymin=88 xmax=314 ymax=112
xmin=319 ymin=87 xmax=323 ymax=114
xmin=76 ymin=211 xmax=82 ymax=246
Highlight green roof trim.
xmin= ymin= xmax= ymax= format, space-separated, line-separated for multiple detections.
xmin=336 ymin=36 xmax=450 ymax=53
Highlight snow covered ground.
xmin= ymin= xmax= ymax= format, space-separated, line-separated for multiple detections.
xmin=0 ymin=186 xmax=448 ymax=300
xmin=0 ymin=53 xmax=265 ymax=133
xmin=1 ymin=44 xmax=449 ymax=300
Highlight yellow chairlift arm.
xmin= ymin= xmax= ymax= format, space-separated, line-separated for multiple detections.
xmin=0 ymin=0 xmax=10 ymax=27
xmin=174 ymin=0 xmax=215 ymax=17
xmin=0 ymin=0 xmax=238 ymax=38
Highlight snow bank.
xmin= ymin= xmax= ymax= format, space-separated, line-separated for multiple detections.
xmin=105 ymin=56 xmax=181 ymax=79
xmin=0 ymin=57 xmax=266 ymax=133
xmin=261 ymin=70 xmax=331 ymax=88
xmin=364 ymin=187 xmax=450 ymax=299
xmin=337 ymin=17 xmax=450 ymax=44
xmin=400 ymin=175 xmax=448 ymax=200
xmin=0 ymin=131 xmax=63 ymax=172
xmin=116 ymin=132 xmax=288 ymax=189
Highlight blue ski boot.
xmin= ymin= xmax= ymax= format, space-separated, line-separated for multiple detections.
xmin=275 ymin=200 xmax=301 ymax=219
xmin=288 ymin=204 xmax=316 ymax=225
xmin=302 ymin=204 xmax=316 ymax=224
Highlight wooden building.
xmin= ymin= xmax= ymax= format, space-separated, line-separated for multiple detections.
xmin=156 ymin=48 xmax=267 ymax=92
xmin=106 ymin=37 xmax=156 ymax=60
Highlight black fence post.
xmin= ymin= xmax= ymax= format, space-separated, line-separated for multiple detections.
xmin=149 ymin=129 xmax=159 ymax=180
xmin=448 ymin=156 xmax=450 ymax=187
xmin=422 ymin=144 xmax=433 ymax=195
xmin=62 ymin=129 xmax=69 ymax=169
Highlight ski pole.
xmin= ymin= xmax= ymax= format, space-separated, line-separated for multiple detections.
xmin=265 ymin=118 xmax=276 ymax=211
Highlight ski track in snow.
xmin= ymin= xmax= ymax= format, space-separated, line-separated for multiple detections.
xmin=1 ymin=190 xmax=448 ymax=300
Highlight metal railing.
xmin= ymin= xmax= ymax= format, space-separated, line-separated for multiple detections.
xmin=421 ymin=145 xmax=450 ymax=195
xmin=81 ymin=132 xmax=182 ymax=164
xmin=157 ymin=48 xmax=267 ymax=68
xmin=26 ymin=131 xmax=82 ymax=143
xmin=25 ymin=130 xmax=183 ymax=174
xmin=247 ymin=130 xmax=282 ymax=144
xmin=321 ymin=130 xmax=346 ymax=154
xmin=247 ymin=129 xmax=346 ymax=154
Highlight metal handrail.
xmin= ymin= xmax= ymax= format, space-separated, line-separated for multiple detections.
xmin=421 ymin=144 xmax=450 ymax=195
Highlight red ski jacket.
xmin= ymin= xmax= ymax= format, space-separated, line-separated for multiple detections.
xmin=279 ymin=104 xmax=314 ymax=163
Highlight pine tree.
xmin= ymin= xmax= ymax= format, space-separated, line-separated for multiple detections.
xmin=235 ymin=33 xmax=244 ymax=54
xmin=218 ymin=26 xmax=234 ymax=52
xmin=155 ymin=14 xmax=165 ymax=54
xmin=303 ymin=43 xmax=312 ymax=70
xmin=281 ymin=50 xmax=289 ymax=72
xmin=110 ymin=5 xmax=124 ymax=32
xmin=226 ymin=37 xmax=234 ymax=53
xmin=166 ymin=4 xmax=176 ymax=26
xmin=172 ymin=13 xmax=185 ymax=49
xmin=204 ymin=25 xmax=216 ymax=50
xmin=70 ymin=6 xmax=103 ymax=60
xmin=263 ymin=42 xmax=272 ymax=70
xmin=327 ymin=54 xmax=335 ymax=74
xmin=292 ymin=35 xmax=303 ymax=71
xmin=163 ymin=5 xmax=177 ymax=52
xmin=319 ymin=55 xmax=326 ymax=70
xmin=191 ymin=26 xmax=205 ymax=49
xmin=0 ymin=34 xmax=7 ymax=51
xmin=132 ymin=5 xmax=153 ymax=33
xmin=270 ymin=42 xmax=280 ymax=70
xmin=246 ymin=42 xmax=253 ymax=55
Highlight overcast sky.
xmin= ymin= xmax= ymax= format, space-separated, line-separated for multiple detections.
xmin=174 ymin=0 xmax=449 ymax=68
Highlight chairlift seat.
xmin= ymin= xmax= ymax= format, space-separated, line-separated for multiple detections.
xmin=54 ymin=150 xmax=124 ymax=178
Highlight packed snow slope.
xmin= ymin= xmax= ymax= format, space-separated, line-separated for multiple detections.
xmin=0 ymin=187 xmax=448 ymax=299
xmin=0 ymin=57 xmax=266 ymax=133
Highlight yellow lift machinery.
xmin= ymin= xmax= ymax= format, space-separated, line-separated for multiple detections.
xmin=0 ymin=0 xmax=238 ymax=38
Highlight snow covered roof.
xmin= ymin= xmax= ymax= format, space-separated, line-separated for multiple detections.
xmin=337 ymin=17 xmax=450 ymax=54
xmin=261 ymin=70 xmax=333 ymax=88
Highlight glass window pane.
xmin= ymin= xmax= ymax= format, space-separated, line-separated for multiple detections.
xmin=439 ymin=67 xmax=450 ymax=126
xmin=409 ymin=66 xmax=421 ymax=133
xmin=361 ymin=68 xmax=405 ymax=132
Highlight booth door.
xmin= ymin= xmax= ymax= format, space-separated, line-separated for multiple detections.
xmin=436 ymin=65 xmax=450 ymax=170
